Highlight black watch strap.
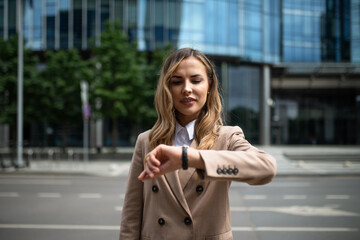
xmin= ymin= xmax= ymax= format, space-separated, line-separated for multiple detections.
xmin=182 ymin=145 xmax=188 ymax=170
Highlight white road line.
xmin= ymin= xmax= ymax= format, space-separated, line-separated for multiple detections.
xmin=265 ymin=182 xmax=312 ymax=187
xmin=0 ymin=192 xmax=19 ymax=197
xmin=326 ymin=195 xmax=350 ymax=200
xmin=0 ymin=224 xmax=357 ymax=232
xmin=114 ymin=205 xmax=359 ymax=217
xmin=232 ymin=226 xmax=359 ymax=232
xmin=283 ymin=195 xmax=307 ymax=200
xmin=38 ymin=193 xmax=62 ymax=198
xmin=79 ymin=193 xmax=102 ymax=199
xmin=0 ymin=224 xmax=119 ymax=230
xmin=231 ymin=206 xmax=359 ymax=216
xmin=0 ymin=180 xmax=72 ymax=185
xmin=243 ymin=195 xmax=267 ymax=200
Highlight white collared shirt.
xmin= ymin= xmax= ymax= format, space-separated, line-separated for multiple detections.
xmin=174 ymin=120 xmax=195 ymax=147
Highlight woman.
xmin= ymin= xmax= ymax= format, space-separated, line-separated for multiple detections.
xmin=119 ymin=48 xmax=276 ymax=240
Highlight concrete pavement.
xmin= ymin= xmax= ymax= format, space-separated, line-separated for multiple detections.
xmin=1 ymin=146 xmax=360 ymax=177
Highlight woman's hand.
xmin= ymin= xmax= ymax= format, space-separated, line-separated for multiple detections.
xmin=138 ymin=144 xmax=182 ymax=182
xmin=137 ymin=144 xmax=203 ymax=182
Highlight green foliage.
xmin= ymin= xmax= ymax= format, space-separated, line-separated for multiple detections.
xmin=142 ymin=43 xmax=173 ymax=128
xmin=92 ymin=21 xmax=145 ymax=120
xmin=0 ymin=36 xmax=40 ymax=129
xmin=39 ymin=48 xmax=86 ymax=147
xmin=91 ymin=20 xmax=154 ymax=145
xmin=0 ymin=25 xmax=174 ymax=147
xmin=40 ymin=49 xmax=84 ymax=124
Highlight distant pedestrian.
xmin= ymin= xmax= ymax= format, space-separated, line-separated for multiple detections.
xmin=119 ymin=48 xmax=276 ymax=240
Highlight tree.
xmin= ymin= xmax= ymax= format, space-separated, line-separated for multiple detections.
xmin=40 ymin=49 xmax=84 ymax=148
xmin=92 ymin=21 xmax=148 ymax=147
xmin=142 ymin=44 xmax=173 ymax=129
xmin=0 ymin=36 xmax=40 ymax=146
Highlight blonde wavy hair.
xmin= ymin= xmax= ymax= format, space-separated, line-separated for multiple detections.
xmin=149 ymin=48 xmax=223 ymax=150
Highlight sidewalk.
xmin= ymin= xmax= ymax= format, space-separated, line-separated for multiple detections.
xmin=1 ymin=146 xmax=360 ymax=177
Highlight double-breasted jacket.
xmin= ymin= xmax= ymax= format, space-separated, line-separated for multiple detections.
xmin=119 ymin=126 xmax=276 ymax=240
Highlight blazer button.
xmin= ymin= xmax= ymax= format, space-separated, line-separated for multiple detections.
xmin=227 ymin=168 xmax=233 ymax=174
xmin=152 ymin=185 xmax=159 ymax=193
xmin=158 ymin=218 xmax=165 ymax=226
xmin=222 ymin=168 xmax=227 ymax=174
xmin=184 ymin=217 xmax=192 ymax=225
xmin=217 ymin=168 xmax=222 ymax=174
xmin=196 ymin=185 xmax=204 ymax=193
xmin=233 ymin=168 xmax=239 ymax=175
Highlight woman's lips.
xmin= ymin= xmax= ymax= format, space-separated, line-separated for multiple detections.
xmin=181 ymin=97 xmax=196 ymax=105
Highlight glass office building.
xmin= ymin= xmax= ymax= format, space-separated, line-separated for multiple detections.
xmin=1 ymin=0 xmax=359 ymax=146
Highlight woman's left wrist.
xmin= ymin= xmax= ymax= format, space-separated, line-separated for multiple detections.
xmin=187 ymin=147 xmax=203 ymax=169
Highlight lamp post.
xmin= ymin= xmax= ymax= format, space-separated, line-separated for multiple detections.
xmin=80 ymin=81 xmax=90 ymax=163
xmin=17 ymin=0 xmax=24 ymax=167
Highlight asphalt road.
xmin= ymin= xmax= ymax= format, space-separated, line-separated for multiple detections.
xmin=0 ymin=174 xmax=359 ymax=240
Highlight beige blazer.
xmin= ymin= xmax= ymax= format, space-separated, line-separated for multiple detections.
xmin=119 ymin=126 xmax=276 ymax=240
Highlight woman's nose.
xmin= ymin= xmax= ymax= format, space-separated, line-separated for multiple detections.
xmin=182 ymin=82 xmax=192 ymax=95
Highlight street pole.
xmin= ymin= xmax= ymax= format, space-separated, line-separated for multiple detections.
xmin=17 ymin=0 xmax=24 ymax=166
xmin=80 ymin=81 xmax=90 ymax=163
xmin=260 ymin=65 xmax=271 ymax=146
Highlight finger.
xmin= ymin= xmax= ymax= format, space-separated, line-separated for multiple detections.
xmin=146 ymin=159 xmax=160 ymax=175
xmin=148 ymin=153 xmax=161 ymax=167
xmin=137 ymin=171 xmax=147 ymax=181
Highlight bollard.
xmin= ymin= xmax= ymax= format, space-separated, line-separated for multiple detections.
xmin=48 ymin=149 xmax=54 ymax=161
xmin=68 ymin=149 xmax=74 ymax=161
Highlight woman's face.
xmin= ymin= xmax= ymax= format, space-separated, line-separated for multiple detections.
xmin=169 ymin=56 xmax=209 ymax=126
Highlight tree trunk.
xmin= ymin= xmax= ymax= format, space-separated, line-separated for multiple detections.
xmin=43 ymin=121 xmax=48 ymax=147
xmin=130 ymin=123 xmax=140 ymax=145
xmin=62 ymin=122 xmax=67 ymax=150
xmin=112 ymin=117 xmax=118 ymax=149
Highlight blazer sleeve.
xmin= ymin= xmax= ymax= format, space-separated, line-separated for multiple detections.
xmin=119 ymin=133 xmax=145 ymax=240
xmin=198 ymin=126 xmax=276 ymax=185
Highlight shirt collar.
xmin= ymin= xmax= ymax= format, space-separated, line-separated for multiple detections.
xmin=175 ymin=120 xmax=196 ymax=141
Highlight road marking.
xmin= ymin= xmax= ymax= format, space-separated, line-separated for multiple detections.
xmin=0 ymin=224 xmax=357 ymax=232
xmin=79 ymin=193 xmax=102 ymax=199
xmin=231 ymin=205 xmax=359 ymax=216
xmin=243 ymin=195 xmax=267 ymax=200
xmin=0 ymin=224 xmax=119 ymax=230
xmin=38 ymin=193 xmax=62 ymax=198
xmin=283 ymin=195 xmax=307 ymax=200
xmin=119 ymin=194 xmax=125 ymax=199
xmin=115 ymin=205 xmax=359 ymax=217
xmin=326 ymin=195 xmax=350 ymax=200
xmin=115 ymin=206 xmax=123 ymax=211
xmin=266 ymin=182 xmax=312 ymax=187
xmin=232 ymin=226 xmax=359 ymax=232
xmin=0 ymin=179 xmax=72 ymax=185
xmin=0 ymin=192 xmax=19 ymax=197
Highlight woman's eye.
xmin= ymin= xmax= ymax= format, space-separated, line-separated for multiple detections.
xmin=192 ymin=79 xmax=201 ymax=84
xmin=171 ymin=81 xmax=182 ymax=85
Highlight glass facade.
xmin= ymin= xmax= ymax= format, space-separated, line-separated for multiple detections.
xmin=227 ymin=65 xmax=261 ymax=144
xmin=59 ymin=0 xmax=69 ymax=49
xmin=0 ymin=0 xmax=4 ymax=38
xmin=2 ymin=0 xmax=354 ymax=63
xmin=0 ymin=0 xmax=359 ymax=146
xmin=352 ymin=0 xmax=360 ymax=62
xmin=272 ymin=89 xmax=358 ymax=144
xmin=282 ymin=0 xmax=351 ymax=62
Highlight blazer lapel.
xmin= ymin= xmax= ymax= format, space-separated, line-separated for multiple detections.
xmin=164 ymin=172 xmax=191 ymax=215
xmin=163 ymin=139 xmax=198 ymax=216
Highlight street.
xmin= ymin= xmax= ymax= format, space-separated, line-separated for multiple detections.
xmin=0 ymin=174 xmax=359 ymax=240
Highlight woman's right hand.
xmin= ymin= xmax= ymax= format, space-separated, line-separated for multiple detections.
xmin=138 ymin=144 xmax=182 ymax=182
